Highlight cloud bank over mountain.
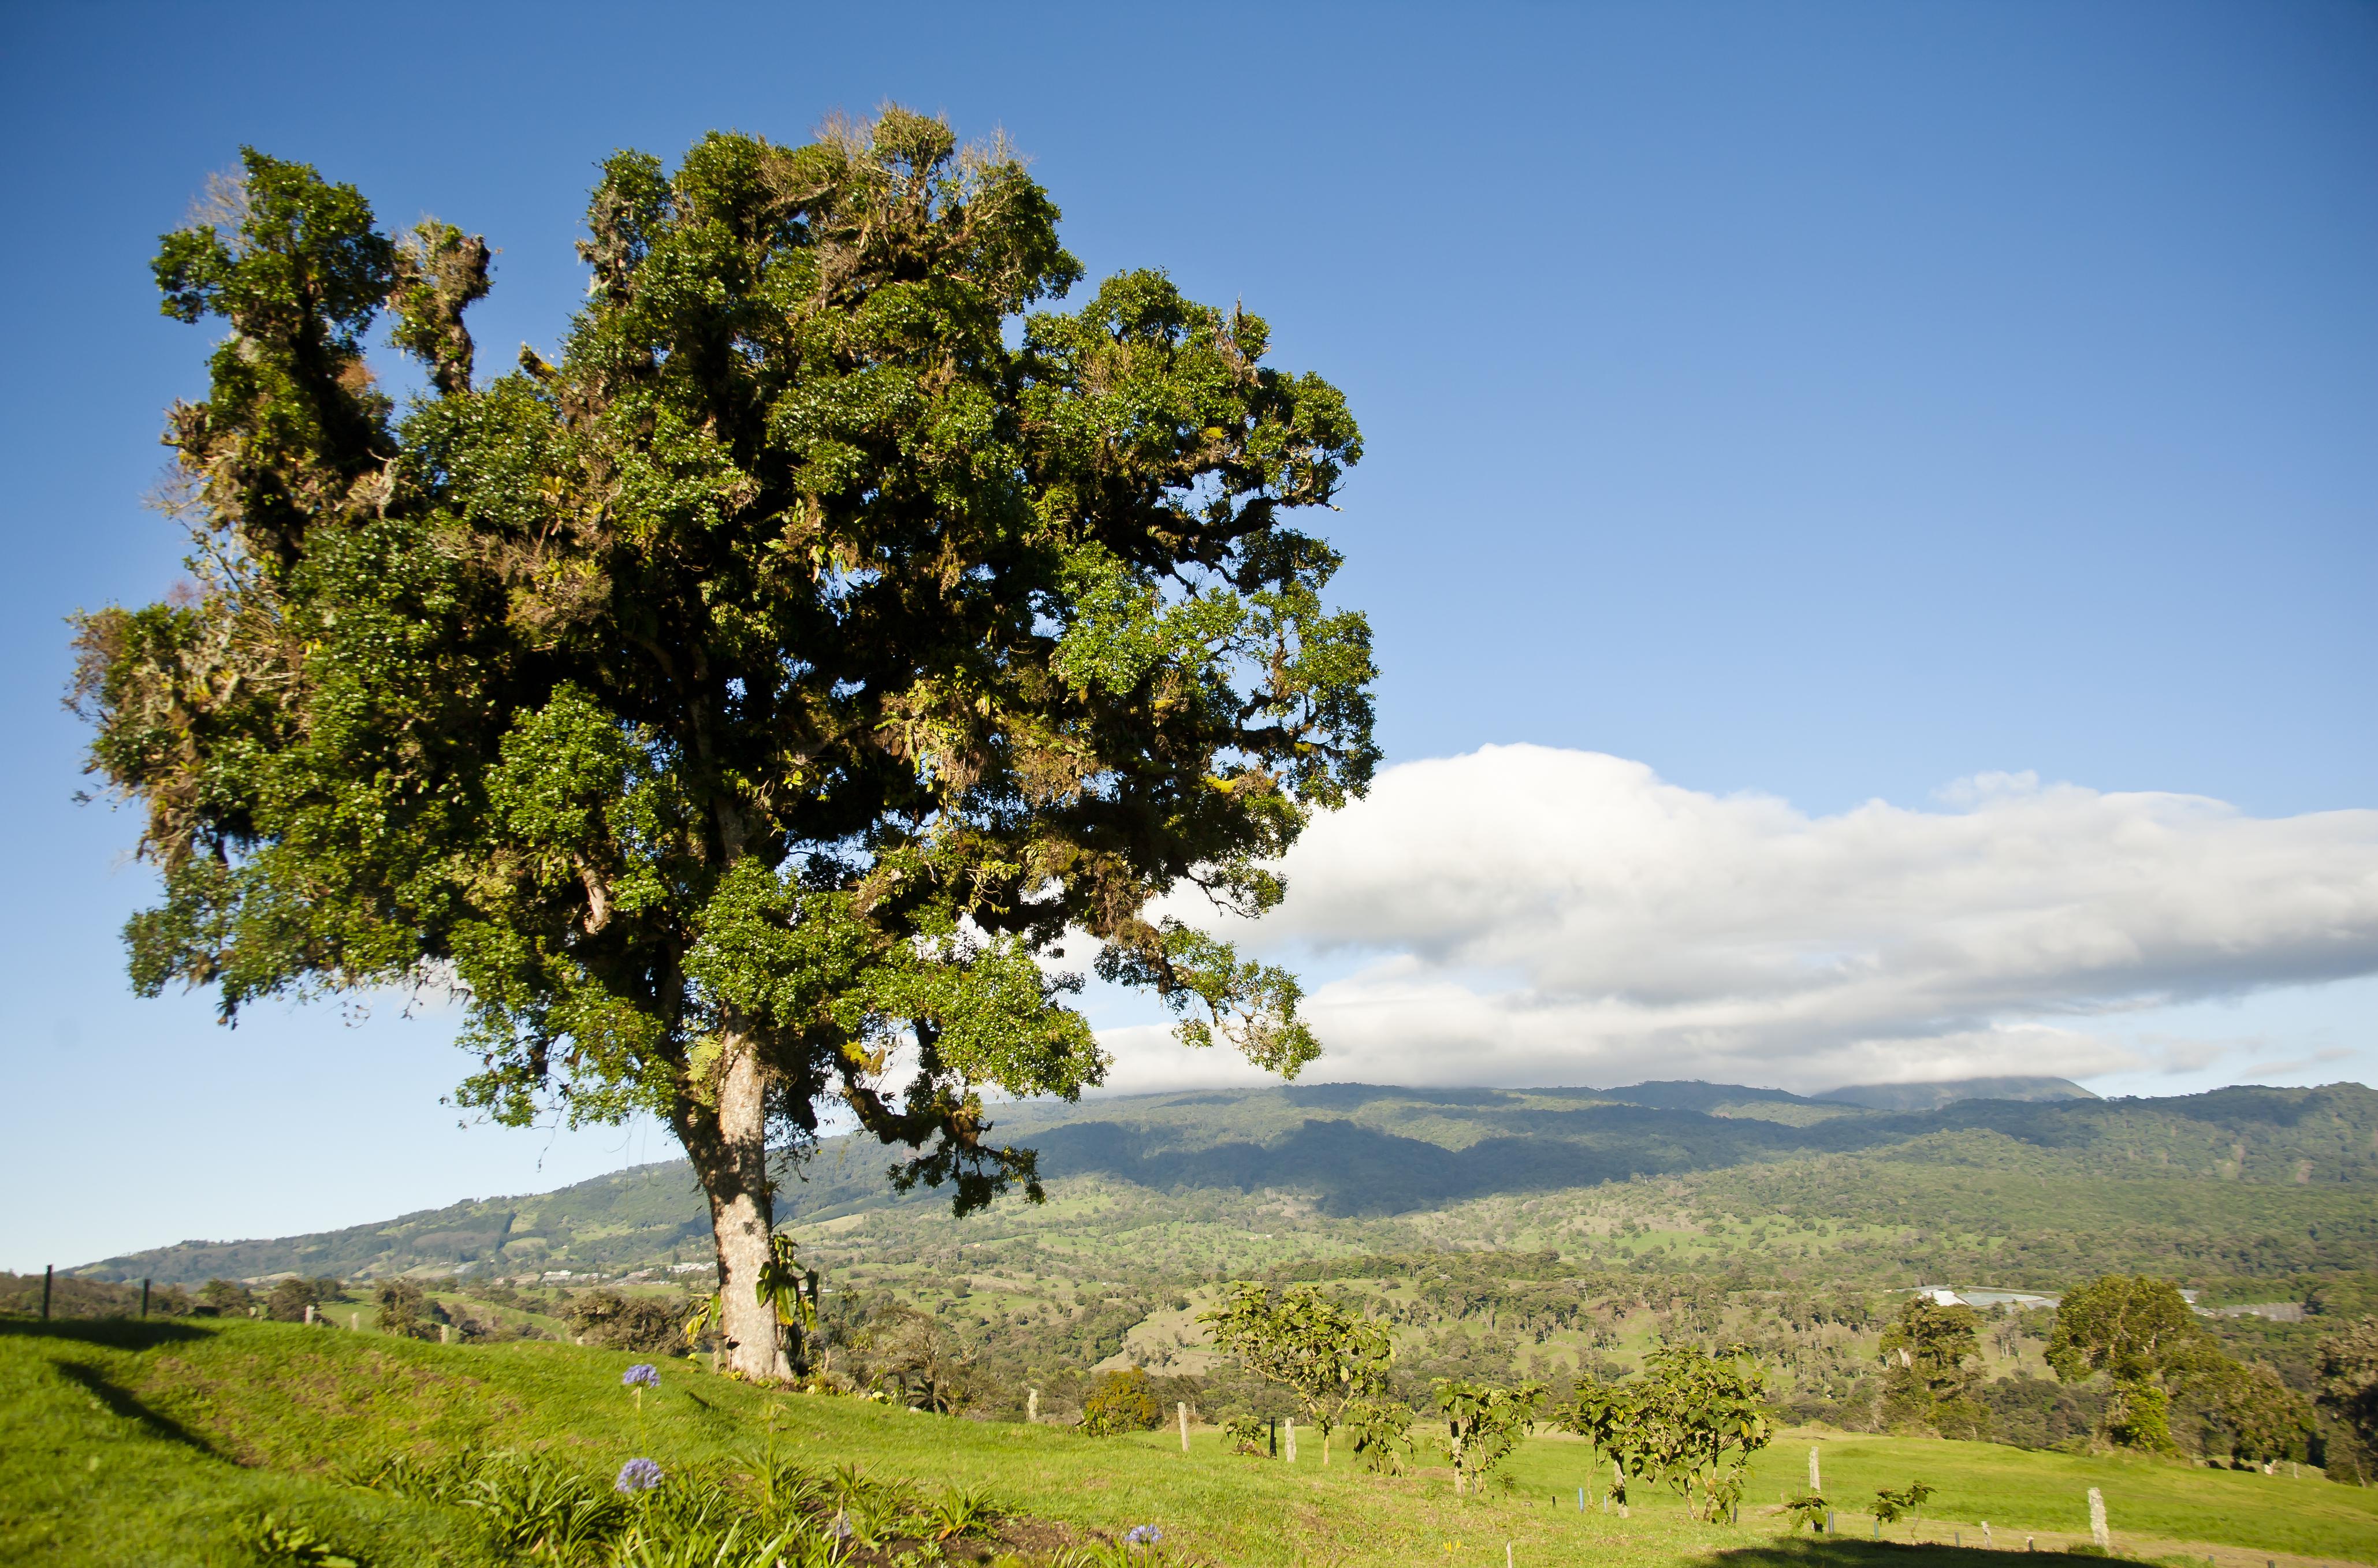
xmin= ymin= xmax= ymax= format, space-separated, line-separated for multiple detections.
xmin=1107 ymin=746 xmax=2378 ymax=1093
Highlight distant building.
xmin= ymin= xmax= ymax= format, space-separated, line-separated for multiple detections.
xmin=1909 ymin=1286 xmax=2060 ymax=1310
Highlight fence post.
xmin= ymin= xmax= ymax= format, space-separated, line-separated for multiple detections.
xmin=1268 ymin=1416 xmax=1277 ymax=1457
xmin=1284 ymin=1415 xmax=1296 ymax=1462
xmin=1178 ymin=1401 xmax=1189 ymax=1452
xmin=141 ymin=1279 xmax=151 ymax=1319
xmin=1809 ymin=1444 xmax=1821 ymax=1493
xmin=42 ymin=1265 xmax=53 ymax=1320
xmin=2087 ymin=1487 xmax=2108 ymax=1552
xmin=1028 ymin=1388 xmax=1039 ymax=1424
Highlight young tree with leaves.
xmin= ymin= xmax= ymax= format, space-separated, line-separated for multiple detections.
xmin=74 ymin=114 xmax=1375 ymax=1382
xmin=1200 ymin=1282 xmax=1395 ymax=1463
xmin=1434 ymin=1379 xmax=1545 ymax=1496
xmin=1557 ymin=1345 xmax=1774 ymax=1522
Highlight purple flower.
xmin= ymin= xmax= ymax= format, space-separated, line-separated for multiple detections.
xmin=615 ymin=1457 xmax=664 ymax=1493
xmin=1127 ymin=1525 xmax=1163 ymax=1546
xmin=622 ymin=1364 xmax=660 ymax=1389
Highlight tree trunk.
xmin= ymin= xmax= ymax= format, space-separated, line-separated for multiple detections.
xmin=678 ymin=1029 xmax=788 ymax=1383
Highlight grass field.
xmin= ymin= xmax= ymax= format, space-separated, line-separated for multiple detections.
xmin=3 ymin=1317 xmax=2372 ymax=1567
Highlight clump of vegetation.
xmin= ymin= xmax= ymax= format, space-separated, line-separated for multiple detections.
xmin=1082 ymin=1368 xmax=1162 ymax=1435
xmin=1432 ymin=1378 xmax=1543 ymax=1496
xmin=1872 ymin=1478 xmax=1934 ymax=1525
xmin=1558 ymin=1344 xmax=1774 ymax=1522
xmin=1201 ymin=1282 xmax=1394 ymax=1464
xmin=566 ymin=1291 xmax=686 ymax=1356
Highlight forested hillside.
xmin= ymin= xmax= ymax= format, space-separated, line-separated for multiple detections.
xmin=76 ymin=1079 xmax=2376 ymax=1288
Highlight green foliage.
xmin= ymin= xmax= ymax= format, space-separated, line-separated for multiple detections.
xmin=85 ymin=113 xmax=1376 ymax=1378
xmin=373 ymin=1280 xmax=431 ymax=1340
xmin=2316 ymin=1316 xmax=2378 ymax=1451
xmin=859 ymin=1302 xmax=984 ymax=1414
xmin=199 ymin=1279 xmax=252 ymax=1318
xmin=1221 ymin=1413 xmax=1267 ymax=1455
xmin=1557 ymin=1345 xmax=1774 ymax=1522
xmin=1339 ymin=1398 xmax=1415 ymax=1474
xmin=2049 ymin=1276 xmax=2222 ymax=1452
xmin=1200 ymin=1282 xmax=1393 ymax=1457
xmin=1780 ymin=1492 xmax=1827 ymax=1533
xmin=1431 ymin=1377 xmax=1542 ymax=1495
xmin=1081 ymin=1368 xmax=1162 ymax=1435
xmin=1871 ymin=1479 xmax=1934 ymax=1524
xmin=565 ymin=1290 xmax=684 ymax=1355
xmin=230 ymin=1511 xmax=364 ymax=1566
xmin=2199 ymin=1362 xmax=2314 ymax=1464
xmin=1878 ymin=1295 xmax=1988 ymax=1436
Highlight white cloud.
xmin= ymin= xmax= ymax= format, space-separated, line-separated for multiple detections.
xmin=1124 ymin=746 xmax=2378 ymax=1093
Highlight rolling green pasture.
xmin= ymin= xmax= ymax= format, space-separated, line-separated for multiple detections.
xmin=3 ymin=1318 xmax=2371 ymax=1567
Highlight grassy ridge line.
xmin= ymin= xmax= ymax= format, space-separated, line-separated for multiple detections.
xmin=5 ymin=1319 xmax=2374 ymax=1567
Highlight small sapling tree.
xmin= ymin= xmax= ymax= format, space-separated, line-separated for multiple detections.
xmin=1201 ymin=1282 xmax=1394 ymax=1464
xmin=1434 ymin=1379 xmax=1543 ymax=1496
xmin=1557 ymin=1344 xmax=1774 ymax=1522
xmin=75 ymin=114 xmax=1375 ymax=1382
xmin=1872 ymin=1480 xmax=1934 ymax=1529
xmin=1341 ymin=1396 xmax=1416 ymax=1474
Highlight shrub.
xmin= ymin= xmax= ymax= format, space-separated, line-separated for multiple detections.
xmin=375 ymin=1279 xmax=430 ymax=1338
xmin=197 ymin=1279 xmax=252 ymax=1318
xmin=265 ymin=1276 xmax=322 ymax=1323
xmin=1081 ymin=1368 xmax=1162 ymax=1435
xmin=568 ymin=1290 xmax=689 ymax=1355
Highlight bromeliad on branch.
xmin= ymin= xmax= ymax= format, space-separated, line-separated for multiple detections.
xmin=73 ymin=111 xmax=1376 ymax=1381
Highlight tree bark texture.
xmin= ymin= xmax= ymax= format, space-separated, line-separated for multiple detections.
xmin=679 ymin=1030 xmax=789 ymax=1383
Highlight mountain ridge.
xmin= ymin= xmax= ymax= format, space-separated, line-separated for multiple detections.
xmin=72 ymin=1078 xmax=2373 ymax=1286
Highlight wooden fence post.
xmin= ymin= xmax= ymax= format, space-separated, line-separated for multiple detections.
xmin=1028 ymin=1388 xmax=1039 ymax=1424
xmin=1284 ymin=1415 xmax=1296 ymax=1462
xmin=1808 ymin=1444 xmax=1821 ymax=1492
xmin=2087 ymin=1487 xmax=2108 ymax=1551
xmin=42 ymin=1265 xmax=53 ymax=1320
xmin=1178 ymin=1401 xmax=1189 ymax=1452
xmin=140 ymin=1279 xmax=150 ymax=1319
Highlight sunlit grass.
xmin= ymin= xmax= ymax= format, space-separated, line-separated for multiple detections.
xmin=3 ymin=1318 xmax=2371 ymax=1566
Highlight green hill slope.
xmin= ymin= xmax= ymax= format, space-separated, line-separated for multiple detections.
xmin=74 ymin=1081 xmax=2378 ymax=1290
xmin=5 ymin=1317 xmax=2372 ymax=1567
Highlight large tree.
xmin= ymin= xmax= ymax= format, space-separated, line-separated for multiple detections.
xmin=2047 ymin=1275 xmax=2220 ymax=1451
xmin=73 ymin=113 xmax=1375 ymax=1380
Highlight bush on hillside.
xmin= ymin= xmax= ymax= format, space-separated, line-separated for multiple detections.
xmin=264 ymin=1276 xmax=326 ymax=1323
xmin=196 ymin=1279 xmax=252 ymax=1318
xmin=1081 ymin=1368 xmax=1162 ymax=1435
xmin=565 ymin=1290 xmax=685 ymax=1354
xmin=374 ymin=1279 xmax=440 ymax=1339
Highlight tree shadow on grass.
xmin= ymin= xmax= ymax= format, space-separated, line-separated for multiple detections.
xmin=48 ymin=1358 xmax=226 ymax=1459
xmin=0 ymin=1314 xmax=211 ymax=1349
xmin=1698 ymin=1543 xmax=2167 ymax=1568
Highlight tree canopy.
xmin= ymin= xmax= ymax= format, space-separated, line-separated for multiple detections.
xmin=75 ymin=113 xmax=1375 ymax=1379
xmin=2048 ymin=1275 xmax=2220 ymax=1451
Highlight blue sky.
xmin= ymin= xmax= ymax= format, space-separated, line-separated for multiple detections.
xmin=1 ymin=2 xmax=2370 ymax=1270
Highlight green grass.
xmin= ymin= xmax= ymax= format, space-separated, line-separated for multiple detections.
xmin=3 ymin=1317 xmax=2372 ymax=1567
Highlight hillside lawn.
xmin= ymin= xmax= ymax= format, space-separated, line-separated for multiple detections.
xmin=3 ymin=1317 xmax=2372 ymax=1567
